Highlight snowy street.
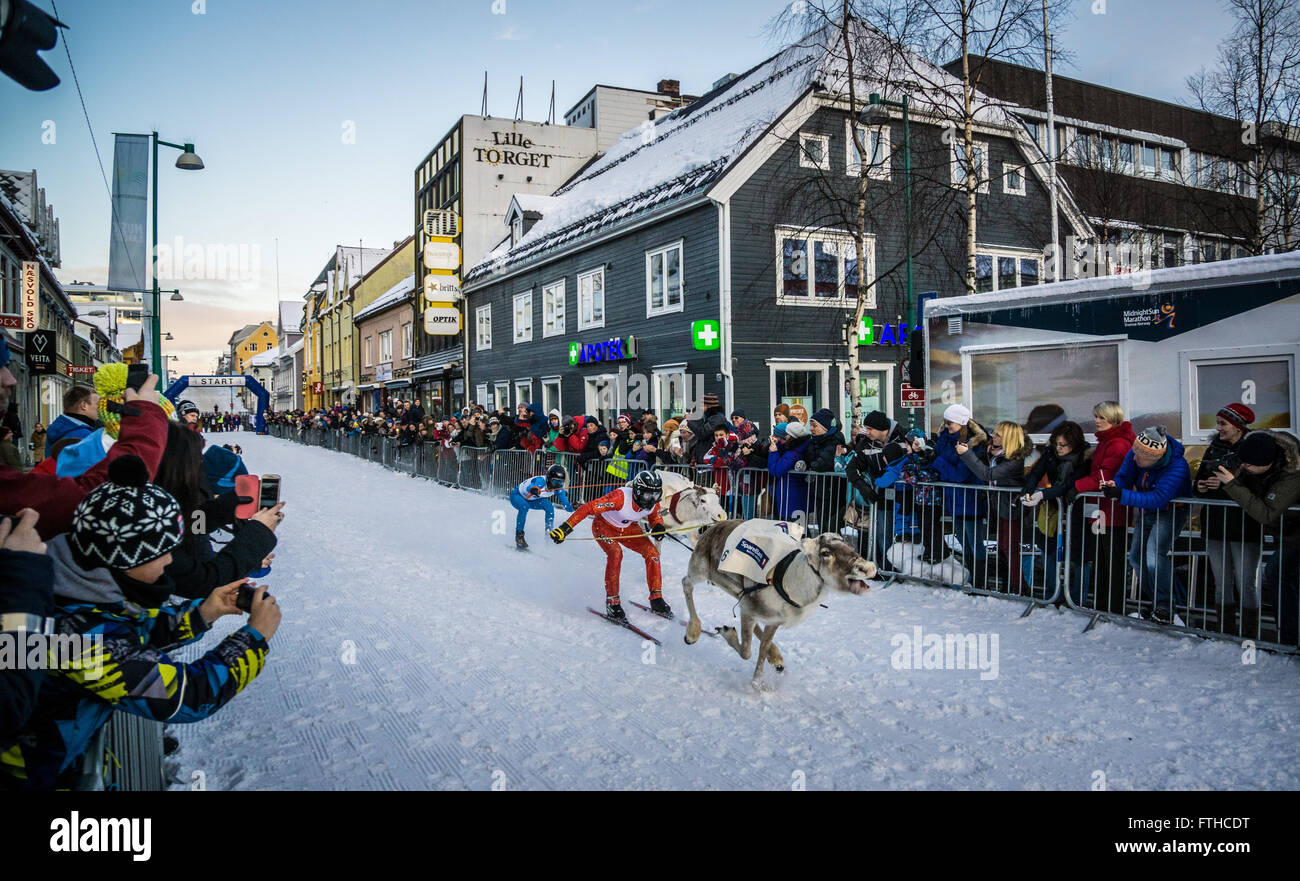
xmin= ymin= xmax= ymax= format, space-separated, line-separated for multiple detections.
xmin=172 ymin=434 xmax=1300 ymax=791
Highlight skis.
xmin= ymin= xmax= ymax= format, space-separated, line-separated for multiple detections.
xmin=629 ymin=602 xmax=719 ymax=638
xmin=587 ymin=608 xmax=661 ymax=645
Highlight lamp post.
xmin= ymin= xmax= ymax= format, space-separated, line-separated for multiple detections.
xmin=864 ymin=93 xmax=917 ymax=428
xmin=148 ymin=132 xmax=204 ymax=376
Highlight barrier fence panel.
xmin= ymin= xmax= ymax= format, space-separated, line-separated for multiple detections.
xmin=101 ymin=715 xmax=164 ymax=791
xmin=1065 ymin=493 xmax=1299 ymax=651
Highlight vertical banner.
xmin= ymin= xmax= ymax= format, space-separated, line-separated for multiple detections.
xmin=107 ymin=133 xmax=149 ymax=294
xmin=21 ymin=261 xmax=39 ymax=331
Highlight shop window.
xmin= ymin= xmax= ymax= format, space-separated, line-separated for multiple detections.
xmin=1189 ymin=353 xmax=1294 ymax=433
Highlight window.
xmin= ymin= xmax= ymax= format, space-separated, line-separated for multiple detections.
xmin=476 ymin=304 xmax=492 ymax=350
xmin=968 ymin=341 xmax=1122 ymax=434
xmin=476 ymin=383 xmax=488 ymax=406
xmin=249 ymin=342 xmax=258 ymax=352
xmin=542 ymin=279 xmax=565 ymax=337
xmin=378 ymin=330 xmax=392 ymax=363
xmin=511 ymin=216 xmax=522 ymax=246
xmin=1141 ymin=143 xmax=1157 ymax=171
xmin=402 ymin=323 xmax=412 ymax=359
xmin=973 ymin=247 xmax=1040 ymax=293
xmin=1184 ymin=348 xmax=1296 ymax=437
xmin=951 ymin=140 xmax=989 ymax=193
xmin=515 ymin=379 xmax=532 ymax=406
xmin=513 ymin=290 xmax=533 ymax=342
xmin=652 ymin=367 xmax=688 ymax=425
xmin=645 ymin=241 xmax=683 ymax=316
xmin=541 ymin=377 xmax=561 ymax=416
xmin=1117 ymin=140 xmax=1134 ymax=169
xmin=584 ymin=374 xmax=619 ymax=427
xmin=364 ymin=336 xmax=373 ymax=367
xmin=577 ymin=267 xmax=605 ymax=330
xmin=776 ymin=226 xmax=875 ymax=307
xmin=846 ymin=121 xmax=890 ymax=179
xmin=1002 ymin=163 xmax=1025 ymax=195
xmin=772 ymin=366 xmax=824 ymax=422
xmin=493 ymin=381 xmax=510 ymax=410
xmin=798 ymin=132 xmax=830 ymax=170
xmin=1162 ymin=233 xmax=1182 ymax=269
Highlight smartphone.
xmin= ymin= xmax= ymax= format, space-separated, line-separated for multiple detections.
xmin=126 ymin=362 xmax=149 ymax=392
xmin=234 ymin=474 xmax=261 ymax=519
xmin=259 ymin=474 xmax=281 ymax=509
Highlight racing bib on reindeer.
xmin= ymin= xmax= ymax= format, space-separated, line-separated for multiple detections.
xmin=718 ymin=520 xmax=805 ymax=584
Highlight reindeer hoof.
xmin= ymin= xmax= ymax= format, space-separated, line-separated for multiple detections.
xmin=750 ymin=678 xmax=773 ymax=693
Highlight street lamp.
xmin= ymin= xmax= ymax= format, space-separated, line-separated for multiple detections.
xmin=865 ymin=92 xmax=917 ymax=428
xmin=147 ymin=131 xmax=204 ymax=377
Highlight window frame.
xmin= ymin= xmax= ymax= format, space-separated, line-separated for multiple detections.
xmin=775 ymin=225 xmax=876 ymax=308
xmin=651 ymin=364 xmax=689 ymax=426
xmin=493 ymin=381 xmax=510 ymax=410
xmin=951 ymin=139 xmax=990 ymax=193
xmin=402 ymin=322 xmax=413 ymax=359
xmin=364 ymin=335 xmax=373 ymax=367
xmin=514 ymin=378 xmax=533 ymax=407
xmin=1180 ymin=344 xmax=1299 ymax=439
xmin=541 ymin=376 xmax=562 ymax=417
xmin=542 ymin=278 xmax=566 ymax=338
xmin=1002 ymin=162 xmax=1026 ymax=196
xmin=378 ymin=329 xmax=392 ymax=364
xmin=577 ymin=267 xmax=606 ymax=331
xmin=845 ymin=120 xmax=890 ymax=180
xmin=798 ymin=131 xmax=830 ymax=170
xmin=475 ymin=303 xmax=492 ymax=351
xmin=973 ymin=244 xmax=1042 ymax=294
xmin=644 ymin=240 xmax=685 ymax=318
xmin=513 ymin=290 xmax=533 ymax=343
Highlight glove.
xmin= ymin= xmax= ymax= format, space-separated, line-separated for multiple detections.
xmin=1101 ymin=485 xmax=1123 ymax=500
xmin=650 ymin=522 xmax=666 ymax=539
xmin=1020 ymin=491 xmax=1044 ymax=508
xmin=549 ymin=523 xmax=573 ymax=544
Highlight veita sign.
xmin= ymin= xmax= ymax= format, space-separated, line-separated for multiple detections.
xmin=473 ymin=131 xmax=554 ymax=168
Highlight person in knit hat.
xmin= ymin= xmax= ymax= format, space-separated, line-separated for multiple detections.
xmin=1194 ymin=401 xmax=1257 ymax=633
xmin=1215 ymin=428 xmax=1300 ymax=642
xmin=1102 ymin=426 xmax=1191 ymax=624
xmin=845 ymin=409 xmax=911 ymax=563
xmin=3 ymin=455 xmax=281 ymax=791
xmin=805 ymin=407 xmax=845 ymax=473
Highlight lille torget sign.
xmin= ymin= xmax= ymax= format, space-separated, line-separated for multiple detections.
xmin=473 ymin=131 xmax=554 ymax=168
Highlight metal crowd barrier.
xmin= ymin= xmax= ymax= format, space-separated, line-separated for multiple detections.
xmin=99 ymin=714 xmax=165 ymax=791
xmin=1064 ymin=493 xmax=1299 ymax=651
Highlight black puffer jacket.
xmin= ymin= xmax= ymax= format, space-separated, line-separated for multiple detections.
xmin=1021 ymin=443 xmax=1091 ymax=506
xmin=1194 ymin=433 xmax=1249 ymax=542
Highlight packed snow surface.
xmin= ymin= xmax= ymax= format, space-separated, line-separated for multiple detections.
xmin=171 ymin=434 xmax=1299 ymax=791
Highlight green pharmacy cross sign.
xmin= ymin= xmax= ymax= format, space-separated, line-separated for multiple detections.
xmin=692 ymin=320 xmax=720 ymax=351
xmin=568 ymin=342 xmax=581 ymax=366
xmin=857 ymin=317 xmax=873 ymax=345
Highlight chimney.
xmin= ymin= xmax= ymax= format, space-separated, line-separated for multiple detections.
xmin=657 ymin=79 xmax=680 ymax=97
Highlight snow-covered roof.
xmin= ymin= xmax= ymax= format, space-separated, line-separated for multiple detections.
xmin=508 ymin=194 xmax=559 ymax=218
xmin=927 ymin=251 xmax=1300 ymax=315
xmin=467 ymin=18 xmax=1028 ymax=284
xmin=248 ymin=349 xmax=278 ymax=368
xmin=354 ymin=273 xmax=415 ymax=322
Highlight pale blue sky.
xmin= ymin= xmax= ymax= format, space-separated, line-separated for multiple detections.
xmin=0 ymin=0 xmax=1233 ymax=374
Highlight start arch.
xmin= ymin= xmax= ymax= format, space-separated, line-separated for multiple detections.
xmin=163 ymin=375 xmax=270 ymax=433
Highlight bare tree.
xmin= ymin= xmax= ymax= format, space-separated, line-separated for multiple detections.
xmin=1188 ymin=0 xmax=1300 ymax=254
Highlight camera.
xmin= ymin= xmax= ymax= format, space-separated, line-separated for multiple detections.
xmin=235 ymin=583 xmax=258 ymax=612
xmin=1208 ymin=451 xmax=1241 ymax=474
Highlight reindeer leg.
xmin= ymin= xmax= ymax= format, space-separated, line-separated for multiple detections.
xmin=718 ymin=609 xmax=755 ymax=661
xmin=766 ymin=632 xmax=785 ymax=673
xmin=681 ymin=572 xmax=702 ymax=645
xmin=752 ymin=623 xmax=779 ymax=690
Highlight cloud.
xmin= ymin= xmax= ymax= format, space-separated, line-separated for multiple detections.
xmin=493 ymin=22 xmax=525 ymax=40
xmin=161 ymin=301 xmax=280 ymax=378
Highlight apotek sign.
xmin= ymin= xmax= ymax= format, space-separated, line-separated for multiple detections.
xmin=567 ymin=335 xmax=637 ymax=367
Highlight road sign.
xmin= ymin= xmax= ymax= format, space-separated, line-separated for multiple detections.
xmin=424 ymin=302 xmax=460 ymax=335
xmin=692 ymin=319 xmax=720 ymax=351
xmin=900 ymin=386 xmax=926 ymax=408
xmin=425 ymin=274 xmax=461 ymax=303
xmin=25 ymin=329 xmax=55 ymax=375
xmin=423 ymin=242 xmax=460 ymax=272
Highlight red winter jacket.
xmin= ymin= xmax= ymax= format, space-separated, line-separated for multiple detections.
xmin=550 ymin=416 xmax=589 ymax=454
xmin=1075 ymin=420 xmax=1137 ymax=523
xmin=0 ymin=399 xmax=169 ymax=540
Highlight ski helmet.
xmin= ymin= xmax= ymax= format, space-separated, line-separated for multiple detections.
xmin=546 ymin=463 xmax=567 ymax=489
xmin=630 ymin=469 xmax=662 ymax=509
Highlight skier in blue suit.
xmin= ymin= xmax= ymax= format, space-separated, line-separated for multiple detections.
xmin=510 ymin=464 xmax=573 ymax=549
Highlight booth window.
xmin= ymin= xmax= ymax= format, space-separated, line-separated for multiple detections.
xmin=967 ymin=341 xmax=1121 ymax=433
xmin=1190 ymin=355 xmax=1294 ymax=432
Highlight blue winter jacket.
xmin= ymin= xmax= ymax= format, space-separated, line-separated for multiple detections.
xmin=1112 ymin=437 xmax=1192 ymax=511
xmin=53 ymin=428 xmax=108 ymax=479
xmin=43 ymin=413 xmax=97 ymax=457
xmin=931 ymin=429 xmax=988 ymax=518
xmin=767 ymin=436 xmax=811 ymax=520
xmin=202 ymin=444 xmax=249 ymax=493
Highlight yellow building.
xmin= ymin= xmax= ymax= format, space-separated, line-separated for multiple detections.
xmin=228 ymin=321 xmax=278 ymax=376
